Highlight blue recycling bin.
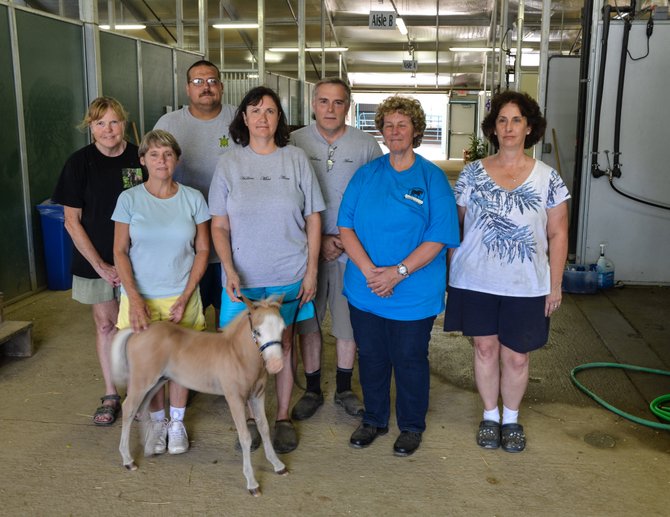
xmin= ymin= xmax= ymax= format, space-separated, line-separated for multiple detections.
xmin=36 ymin=200 xmax=73 ymax=290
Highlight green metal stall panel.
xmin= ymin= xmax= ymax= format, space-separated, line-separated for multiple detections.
xmin=175 ymin=50 xmax=202 ymax=109
xmin=0 ymin=5 xmax=31 ymax=300
xmin=16 ymin=10 xmax=87 ymax=289
xmin=100 ymin=31 xmax=141 ymax=145
xmin=141 ymin=42 xmax=172 ymax=132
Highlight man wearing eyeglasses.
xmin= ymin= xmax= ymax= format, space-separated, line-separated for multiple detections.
xmin=289 ymin=78 xmax=383 ymax=422
xmin=155 ymin=60 xmax=238 ymax=327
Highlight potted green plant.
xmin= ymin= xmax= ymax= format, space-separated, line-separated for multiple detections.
xmin=463 ymin=134 xmax=488 ymax=163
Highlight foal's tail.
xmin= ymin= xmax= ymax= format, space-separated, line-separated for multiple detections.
xmin=110 ymin=328 xmax=134 ymax=388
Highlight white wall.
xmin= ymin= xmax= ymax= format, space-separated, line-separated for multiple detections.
xmin=579 ymin=19 xmax=670 ymax=284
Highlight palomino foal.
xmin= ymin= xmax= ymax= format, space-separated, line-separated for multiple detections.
xmin=111 ymin=295 xmax=288 ymax=496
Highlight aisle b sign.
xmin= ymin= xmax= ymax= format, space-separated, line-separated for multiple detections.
xmin=402 ymin=60 xmax=418 ymax=72
xmin=369 ymin=11 xmax=396 ymax=30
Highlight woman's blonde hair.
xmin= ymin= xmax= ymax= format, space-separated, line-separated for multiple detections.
xmin=374 ymin=96 xmax=426 ymax=148
xmin=78 ymin=96 xmax=129 ymax=131
xmin=138 ymin=129 xmax=182 ymax=159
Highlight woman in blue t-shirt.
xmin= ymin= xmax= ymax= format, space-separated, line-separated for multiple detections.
xmin=337 ymin=96 xmax=460 ymax=457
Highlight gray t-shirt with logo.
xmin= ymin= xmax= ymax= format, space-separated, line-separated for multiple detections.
xmin=290 ymin=124 xmax=382 ymax=263
xmin=208 ymin=145 xmax=325 ymax=288
xmin=290 ymin=124 xmax=382 ymax=237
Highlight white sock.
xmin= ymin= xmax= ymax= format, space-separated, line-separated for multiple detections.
xmin=170 ymin=406 xmax=186 ymax=422
xmin=483 ymin=407 xmax=500 ymax=423
xmin=150 ymin=409 xmax=166 ymax=422
xmin=502 ymin=405 xmax=519 ymax=425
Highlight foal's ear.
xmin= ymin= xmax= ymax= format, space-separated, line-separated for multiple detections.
xmin=241 ymin=294 xmax=254 ymax=311
xmin=267 ymin=293 xmax=285 ymax=307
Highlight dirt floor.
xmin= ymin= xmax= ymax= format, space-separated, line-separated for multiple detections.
xmin=1 ymin=286 xmax=669 ymax=516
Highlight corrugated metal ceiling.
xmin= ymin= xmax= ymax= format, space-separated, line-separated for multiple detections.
xmin=24 ymin=0 xmax=586 ymax=90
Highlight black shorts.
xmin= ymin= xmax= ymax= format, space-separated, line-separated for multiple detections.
xmin=443 ymin=286 xmax=549 ymax=353
xmin=199 ymin=263 xmax=222 ymax=310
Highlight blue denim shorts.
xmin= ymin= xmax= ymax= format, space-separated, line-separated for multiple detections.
xmin=219 ymin=279 xmax=315 ymax=328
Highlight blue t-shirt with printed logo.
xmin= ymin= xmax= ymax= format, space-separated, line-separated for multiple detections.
xmin=337 ymin=153 xmax=460 ymax=320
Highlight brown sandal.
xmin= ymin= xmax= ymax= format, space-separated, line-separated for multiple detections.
xmin=93 ymin=395 xmax=121 ymax=426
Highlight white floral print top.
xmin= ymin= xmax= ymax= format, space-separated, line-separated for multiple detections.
xmin=449 ymin=159 xmax=570 ymax=297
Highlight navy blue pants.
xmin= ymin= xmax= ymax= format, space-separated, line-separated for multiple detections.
xmin=349 ymin=304 xmax=435 ymax=433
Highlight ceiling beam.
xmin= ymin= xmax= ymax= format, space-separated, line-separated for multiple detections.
xmin=128 ymin=14 xmax=582 ymax=30
xmin=268 ymin=63 xmax=487 ymax=75
xmin=216 ymin=1 xmax=258 ymax=63
xmin=118 ymin=0 xmax=171 ymax=44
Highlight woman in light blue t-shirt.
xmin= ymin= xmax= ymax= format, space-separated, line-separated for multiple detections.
xmin=113 ymin=129 xmax=211 ymax=458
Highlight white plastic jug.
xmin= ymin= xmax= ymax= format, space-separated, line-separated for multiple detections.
xmin=596 ymin=243 xmax=615 ymax=289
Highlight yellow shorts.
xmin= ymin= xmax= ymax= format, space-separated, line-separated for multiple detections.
xmin=117 ymin=290 xmax=206 ymax=331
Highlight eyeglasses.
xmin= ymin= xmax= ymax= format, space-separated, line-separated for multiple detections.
xmin=189 ymin=77 xmax=220 ymax=87
xmin=327 ymin=145 xmax=337 ymax=171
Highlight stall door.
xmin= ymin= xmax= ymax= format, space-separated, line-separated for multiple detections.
xmin=448 ymin=101 xmax=477 ymax=159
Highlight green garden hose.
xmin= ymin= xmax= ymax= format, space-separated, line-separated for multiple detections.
xmin=570 ymin=362 xmax=670 ymax=430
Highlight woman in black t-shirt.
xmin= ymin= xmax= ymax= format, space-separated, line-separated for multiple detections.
xmin=52 ymin=97 xmax=145 ymax=426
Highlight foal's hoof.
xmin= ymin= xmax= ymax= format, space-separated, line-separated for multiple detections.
xmin=248 ymin=488 xmax=261 ymax=497
xmin=276 ymin=467 xmax=289 ymax=476
xmin=124 ymin=461 xmax=138 ymax=471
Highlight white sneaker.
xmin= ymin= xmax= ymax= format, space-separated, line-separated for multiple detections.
xmin=167 ymin=420 xmax=189 ymax=455
xmin=144 ymin=418 xmax=168 ymax=456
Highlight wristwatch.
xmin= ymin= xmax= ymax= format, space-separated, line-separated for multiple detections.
xmin=397 ymin=263 xmax=409 ymax=277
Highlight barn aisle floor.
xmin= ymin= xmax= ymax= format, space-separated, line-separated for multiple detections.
xmin=1 ymin=286 xmax=669 ymax=516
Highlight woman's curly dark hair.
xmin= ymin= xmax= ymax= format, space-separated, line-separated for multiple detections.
xmin=481 ymin=90 xmax=546 ymax=149
xmin=229 ymin=86 xmax=290 ymax=147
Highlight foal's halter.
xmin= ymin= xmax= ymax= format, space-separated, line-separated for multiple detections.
xmin=247 ymin=311 xmax=282 ymax=353
xmin=244 ymin=295 xmax=315 ymax=391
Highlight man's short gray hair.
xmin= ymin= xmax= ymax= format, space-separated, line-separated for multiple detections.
xmin=312 ymin=77 xmax=351 ymax=106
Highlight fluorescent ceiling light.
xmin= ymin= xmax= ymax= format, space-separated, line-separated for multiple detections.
xmin=100 ymin=24 xmax=146 ymax=30
xmin=396 ymin=17 xmax=408 ymax=36
xmin=450 ymin=47 xmax=500 ymax=52
xmin=348 ymin=72 xmax=452 ymax=87
xmin=268 ymin=47 xmax=348 ymax=53
xmin=212 ymin=23 xmax=259 ymax=29
xmin=449 ymin=47 xmax=533 ymax=53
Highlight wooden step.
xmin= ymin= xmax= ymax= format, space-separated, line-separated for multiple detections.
xmin=0 ymin=320 xmax=34 ymax=357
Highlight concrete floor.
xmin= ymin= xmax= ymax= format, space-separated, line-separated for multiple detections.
xmin=1 ymin=286 xmax=669 ymax=516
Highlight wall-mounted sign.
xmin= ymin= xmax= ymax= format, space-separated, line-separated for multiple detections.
xmin=402 ymin=59 xmax=418 ymax=72
xmin=369 ymin=11 xmax=396 ymax=30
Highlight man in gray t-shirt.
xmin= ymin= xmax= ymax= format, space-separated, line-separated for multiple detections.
xmin=154 ymin=60 xmax=239 ymax=325
xmin=289 ymin=78 xmax=383 ymax=421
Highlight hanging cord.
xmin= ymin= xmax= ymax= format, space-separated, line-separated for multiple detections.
xmin=590 ymin=5 xmax=612 ymax=179
xmin=571 ymin=362 xmax=670 ymax=430
xmin=597 ymin=3 xmax=670 ymax=210
xmin=599 ymin=150 xmax=670 ymax=210
xmin=608 ymin=176 xmax=670 ymax=210
xmin=628 ymin=10 xmax=654 ymax=61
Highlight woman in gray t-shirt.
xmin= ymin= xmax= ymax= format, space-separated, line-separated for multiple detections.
xmin=209 ymin=86 xmax=325 ymax=455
